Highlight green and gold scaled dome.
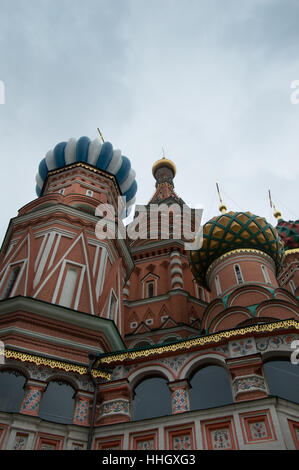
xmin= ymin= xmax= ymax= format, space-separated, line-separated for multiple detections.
xmin=189 ymin=211 xmax=284 ymax=288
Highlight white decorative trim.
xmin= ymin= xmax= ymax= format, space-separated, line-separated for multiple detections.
xmin=52 ymin=259 xmax=85 ymax=308
xmin=93 ymin=245 xmax=100 ymax=276
xmin=33 ymin=231 xmax=56 ymax=288
xmin=34 ymin=233 xmax=82 ymax=297
xmin=170 ymin=257 xmax=182 ymax=267
xmin=0 ymin=235 xmax=29 ymax=279
xmin=3 ymin=240 xmax=19 ymax=260
xmin=34 ymin=234 xmax=48 ymax=271
xmin=96 ymin=248 xmax=108 ymax=300
xmin=171 ymin=266 xmax=183 ymax=276
xmin=171 ymin=276 xmax=183 ymax=286
xmin=107 ymin=288 xmax=118 ymax=322
xmin=48 ymin=234 xmax=61 ymax=269
xmin=0 ymin=259 xmax=27 ymax=297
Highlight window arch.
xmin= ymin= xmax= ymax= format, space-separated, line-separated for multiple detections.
xmin=189 ymin=365 xmax=233 ymax=410
xmin=264 ymin=359 xmax=299 ymax=404
xmin=147 ymin=281 xmax=154 ymax=298
xmin=261 ymin=265 xmax=271 ymax=285
xmin=132 ymin=376 xmax=172 ymax=421
xmin=289 ymin=279 xmax=296 ymax=294
xmin=0 ymin=265 xmax=21 ymax=300
xmin=161 ymin=336 xmax=181 ymax=344
xmin=234 ymin=264 xmax=244 ymax=285
xmin=215 ymin=275 xmax=221 ymax=295
xmin=108 ymin=291 xmax=118 ymax=321
xmin=38 ymin=380 xmax=75 ymax=424
xmin=59 ymin=266 xmax=79 ymax=308
xmin=141 ymin=273 xmax=159 ymax=299
xmin=72 ymin=203 xmax=95 ymax=215
xmin=131 ymin=340 xmax=153 ymax=349
xmin=0 ymin=370 xmax=27 ymax=413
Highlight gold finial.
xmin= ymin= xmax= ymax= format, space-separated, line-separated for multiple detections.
xmin=216 ymin=183 xmax=227 ymax=214
xmin=162 ymin=146 xmax=166 ymax=159
xmin=97 ymin=128 xmax=105 ymax=143
xmin=268 ymin=189 xmax=282 ymax=219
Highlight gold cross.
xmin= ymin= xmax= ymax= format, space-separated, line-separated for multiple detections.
xmin=97 ymin=128 xmax=105 ymax=143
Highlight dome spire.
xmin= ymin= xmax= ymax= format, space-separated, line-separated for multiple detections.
xmin=97 ymin=127 xmax=105 ymax=143
xmin=268 ymin=189 xmax=282 ymax=219
xmin=216 ymin=183 xmax=227 ymax=214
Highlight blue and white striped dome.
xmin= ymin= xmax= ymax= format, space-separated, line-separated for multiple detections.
xmin=35 ymin=136 xmax=137 ymax=215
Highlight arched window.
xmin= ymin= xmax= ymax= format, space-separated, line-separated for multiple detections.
xmin=261 ymin=265 xmax=271 ymax=285
xmin=38 ymin=381 xmax=75 ymax=424
xmin=132 ymin=377 xmax=172 ymax=421
xmin=147 ymin=281 xmax=154 ymax=298
xmin=0 ymin=370 xmax=26 ymax=413
xmin=289 ymin=280 xmax=296 ymax=294
xmin=72 ymin=203 xmax=95 ymax=215
xmin=234 ymin=264 xmax=244 ymax=285
xmin=189 ymin=365 xmax=233 ymax=410
xmin=59 ymin=266 xmax=79 ymax=308
xmin=132 ymin=341 xmax=153 ymax=349
xmin=108 ymin=291 xmax=118 ymax=320
xmin=215 ymin=275 xmax=221 ymax=295
xmin=264 ymin=359 xmax=299 ymax=404
xmin=199 ymin=287 xmax=205 ymax=301
xmin=161 ymin=336 xmax=180 ymax=344
xmin=0 ymin=266 xmax=21 ymax=300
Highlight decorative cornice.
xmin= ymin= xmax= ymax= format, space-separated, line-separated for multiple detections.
xmin=0 ymin=296 xmax=125 ymax=352
xmin=47 ymin=162 xmax=121 ymax=196
xmin=0 ymin=327 xmax=104 ymax=354
xmin=0 ymin=348 xmax=110 ymax=379
xmin=284 ymin=248 xmax=299 ymax=256
xmin=97 ymin=319 xmax=299 ymax=365
xmin=124 ymin=289 xmax=206 ymax=308
xmin=131 ymin=239 xmax=186 ymax=254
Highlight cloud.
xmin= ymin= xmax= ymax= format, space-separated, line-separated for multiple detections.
xmin=0 ymin=0 xmax=299 ymax=247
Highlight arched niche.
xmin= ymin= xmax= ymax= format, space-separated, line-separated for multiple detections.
xmin=71 ymin=203 xmax=96 ymax=215
xmin=189 ymin=364 xmax=233 ymax=411
xmin=38 ymin=380 xmax=75 ymax=424
xmin=132 ymin=376 xmax=172 ymax=421
xmin=263 ymin=358 xmax=299 ymax=404
xmin=160 ymin=335 xmax=181 ymax=344
xmin=0 ymin=369 xmax=27 ymax=413
xmin=130 ymin=340 xmax=154 ymax=349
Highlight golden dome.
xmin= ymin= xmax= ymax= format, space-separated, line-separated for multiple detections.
xmin=152 ymin=157 xmax=176 ymax=177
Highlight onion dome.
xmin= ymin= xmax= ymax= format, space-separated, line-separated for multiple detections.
xmin=276 ymin=219 xmax=299 ymax=250
xmin=189 ymin=211 xmax=285 ymax=288
xmin=35 ymin=136 xmax=137 ymax=215
xmin=152 ymin=157 xmax=176 ymax=180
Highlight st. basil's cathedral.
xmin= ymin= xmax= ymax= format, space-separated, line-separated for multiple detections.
xmin=0 ymin=135 xmax=299 ymax=450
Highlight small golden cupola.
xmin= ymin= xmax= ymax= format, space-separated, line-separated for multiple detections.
xmin=152 ymin=155 xmax=177 ymax=188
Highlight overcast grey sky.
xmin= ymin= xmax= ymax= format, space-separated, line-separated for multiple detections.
xmin=0 ymin=0 xmax=299 ymax=245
